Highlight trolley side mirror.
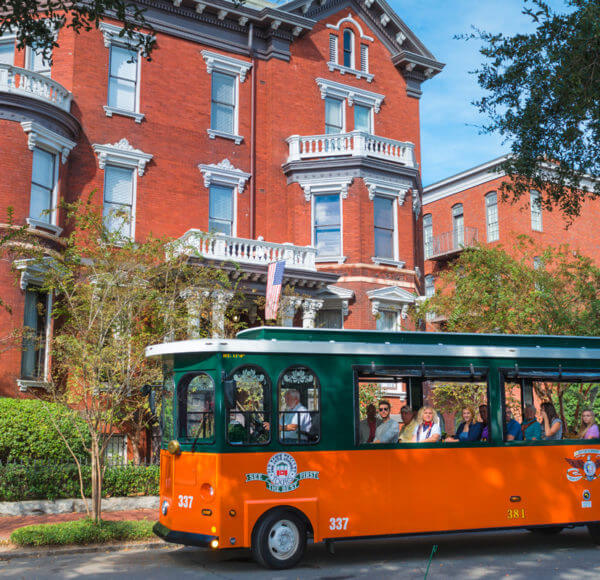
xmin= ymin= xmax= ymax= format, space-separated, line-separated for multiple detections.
xmin=224 ymin=379 xmax=235 ymax=408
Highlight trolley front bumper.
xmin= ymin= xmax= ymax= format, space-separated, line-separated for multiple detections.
xmin=153 ymin=522 xmax=219 ymax=548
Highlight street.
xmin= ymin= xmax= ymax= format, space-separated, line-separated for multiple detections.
xmin=2 ymin=527 xmax=600 ymax=579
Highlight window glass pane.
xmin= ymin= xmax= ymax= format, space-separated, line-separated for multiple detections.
xmin=376 ymin=310 xmax=398 ymax=331
xmin=104 ymin=166 xmax=133 ymax=204
xmin=103 ymin=202 xmax=132 ymax=237
xmin=325 ymin=98 xmax=342 ymax=133
xmin=161 ymin=374 xmax=175 ymax=447
xmin=0 ymin=39 xmax=14 ymax=65
xmin=21 ymin=289 xmax=47 ymax=380
xmin=212 ymin=72 xmax=235 ymax=105
xmin=374 ymin=196 xmax=393 ymax=229
xmin=110 ymin=45 xmax=137 ymax=81
xmin=486 ymin=192 xmax=499 ymax=242
xmin=316 ymin=309 xmax=343 ymax=329
xmin=32 ymin=149 xmax=55 ymax=189
xmin=374 ymin=228 xmax=393 ymax=259
xmin=343 ymin=29 xmax=353 ymax=68
xmin=209 ymin=185 xmax=233 ymax=221
xmin=179 ymin=373 xmax=215 ymax=442
xmin=279 ymin=366 xmax=320 ymax=444
xmin=30 ymin=184 xmax=52 ymax=223
xmin=354 ymin=104 xmax=371 ymax=132
xmin=452 ymin=204 xmax=464 ymax=246
xmin=227 ymin=366 xmax=270 ymax=445
xmin=28 ymin=45 xmax=51 ymax=75
xmin=423 ymin=214 xmax=433 ymax=258
xmin=531 ymin=190 xmax=542 ymax=231
xmin=108 ymin=77 xmax=136 ymax=111
xmin=315 ymin=228 xmax=340 ymax=256
xmin=211 ymin=102 xmax=234 ymax=133
xmin=315 ymin=194 xmax=339 ymax=225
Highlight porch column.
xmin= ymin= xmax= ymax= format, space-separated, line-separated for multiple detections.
xmin=211 ymin=289 xmax=234 ymax=338
xmin=302 ymin=298 xmax=324 ymax=328
xmin=280 ymin=297 xmax=302 ymax=327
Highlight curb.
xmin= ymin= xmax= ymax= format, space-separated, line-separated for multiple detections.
xmin=0 ymin=540 xmax=179 ymax=561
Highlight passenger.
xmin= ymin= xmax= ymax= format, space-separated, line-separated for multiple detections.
xmin=541 ymin=402 xmax=563 ymax=440
xmin=505 ymin=408 xmax=523 ymax=441
xmin=373 ymin=400 xmax=399 ymax=443
xmin=579 ymin=409 xmax=600 ymax=440
xmin=446 ymin=407 xmax=483 ymax=442
xmin=281 ymin=389 xmax=311 ymax=442
xmin=398 ymin=406 xmax=418 ymax=442
xmin=412 ymin=406 xmax=442 ymax=443
xmin=521 ymin=404 xmax=542 ymax=440
xmin=479 ymin=404 xmax=489 ymax=441
xmin=359 ymin=403 xmax=381 ymax=444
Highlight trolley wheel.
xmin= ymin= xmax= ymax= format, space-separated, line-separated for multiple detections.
xmin=587 ymin=523 xmax=600 ymax=544
xmin=251 ymin=509 xmax=307 ymax=569
xmin=527 ymin=526 xmax=565 ymax=535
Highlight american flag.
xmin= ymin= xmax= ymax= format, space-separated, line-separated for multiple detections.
xmin=265 ymin=261 xmax=285 ymax=321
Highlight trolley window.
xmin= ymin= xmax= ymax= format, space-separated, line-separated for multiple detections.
xmin=227 ymin=365 xmax=271 ymax=445
xmin=161 ymin=373 xmax=175 ymax=447
xmin=178 ymin=372 xmax=215 ymax=443
xmin=278 ymin=366 xmax=320 ymax=444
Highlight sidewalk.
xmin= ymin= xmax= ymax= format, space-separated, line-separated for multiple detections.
xmin=0 ymin=508 xmax=157 ymax=541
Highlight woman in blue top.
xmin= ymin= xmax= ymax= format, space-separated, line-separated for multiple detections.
xmin=446 ymin=407 xmax=483 ymax=442
xmin=521 ymin=404 xmax=542 ymax=440
xmin=541 ymin=402 xmax=563 ymax=440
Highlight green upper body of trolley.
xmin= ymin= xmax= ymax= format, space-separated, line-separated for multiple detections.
xmin=146 ymin=327 xmax=600 ymax=454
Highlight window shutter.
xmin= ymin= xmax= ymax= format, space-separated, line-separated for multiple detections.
xmin=329 ymin=34 xmax=338 ymax=64
xmin=360 ymin=44 xmax=369 ymax=73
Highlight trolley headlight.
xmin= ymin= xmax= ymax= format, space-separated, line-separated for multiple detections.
xmin=167 ymin=440 xmax=181 ymax=455
xmin=161 ymin=500 xmax=169 ymax=516
xmin=200 ymin=482 xmax=214 ymax=501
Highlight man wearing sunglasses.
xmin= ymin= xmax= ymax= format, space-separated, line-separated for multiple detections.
xmin=373 ymin=400 xmax=399 ymax=444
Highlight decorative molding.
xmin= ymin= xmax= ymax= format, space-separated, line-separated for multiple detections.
xmin=371 ymin=257 xmax=406 ymax=268
xmin=26 ymin=218 xmax=62 ymax=237
xmin=326 ymin=61 xmax=374 ymax=82
xmin=206 ymin=128 xmax=243 ymax=145
xmin=198 ymin=159 xmax=251 ymax=194
xmin=316 ymin=77 xmax=384 ymax=112
xmin=20 ymin=121 xmax=76 ymax=164
xmin=367 ymin=285 xmax=416 ymax=316
xmin=326 ymin=284 xmax=355 ymax=300
xmin=302 ymin=298 xmax=324 ymax=328
xmin=17 ymin=379 xmax=50 ymax=392
xmin=326 ymin=13 xmax=374 ymax=42
xmin=298 ymin=176 xmax=353 ymax=201
xmin=99 ymin=22 xmax=152 ymax=49
xmin=92 ymin=138 xmax=153 ymax=176
xmin=364 ymin=177 xmax=409 ymax=202
xmin=103 ymin=105 xmax=145 ymax=123
xmin=201 ymin=49 xmax=252 ymax=82
xmin=380 ymin=13 xmax=390 ymax=27
xmin=14 ymin=258 xmax=51 ymax=290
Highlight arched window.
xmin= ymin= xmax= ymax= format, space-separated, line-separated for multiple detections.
xmin=278 ymin=366 xmax=321 ymax=444
xmin=226 ymin=365 xmax=271 ymax=445
xmin=343 ymin=29 xmax=354 ymax=69
xmin=178 ymin=372 xmax=215 ymax=443
xmin=485 ymin=191 xmax=499 ymax=242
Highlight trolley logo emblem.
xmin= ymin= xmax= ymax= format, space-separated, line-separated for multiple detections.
xmin=245 ymin=453 xmax=319 ymax=493
xmin=565 ymin=449 xmax=600 ymax=482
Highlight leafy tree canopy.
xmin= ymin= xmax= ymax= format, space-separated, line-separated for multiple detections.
xmin=0 ymin=0 xmax=155 ymax=61
xmin=470 ymin=0 xmax=600 ymax=218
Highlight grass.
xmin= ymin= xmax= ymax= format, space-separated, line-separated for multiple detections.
xmin=10 ymin=518 xmax=156 ymax=547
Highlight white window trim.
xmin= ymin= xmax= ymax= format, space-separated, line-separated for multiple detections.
xmin=485 ymin=191 xmax=499 ymax=242
xmin=309 ymin=181 xmax=347 ymax=265
xmin=316 ymin=77 xmax=384 ymax=112
xmin=326 ymin=14 xmax=374 ymax=81
xmin=326 ymin=14 xmax=374 ymax=41
xmin=208 ymin=184 xmax=238 ymax=238
xmin=100 ymin=22 xmax=147 ymax=123
xmin=327 ymin=61 xmax=374 ymax=83
xmin=202 ymin=50 xmax=252 ymax=145
xmin=198 ymin=158 xmax=251 ymax=195
xmin=27 ymin=151 xmax=60 ymax=234
xmin=353 ymin=102 xmax=374 ymax=134
xmin=93 ymin=138 xmax=153 ymax=176
xmin=368 ymin=286 xmax=415 ymax=331
xmin=325 ymin=95 xmax=346 ymax=134
xmin=530 ymin=190 xmax=543 ymax=232
xmin=102 ymin=165 xmax=137 ymax=240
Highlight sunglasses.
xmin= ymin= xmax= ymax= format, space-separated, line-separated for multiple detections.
xmin=379 ymin=407 xmax=390 ymax=412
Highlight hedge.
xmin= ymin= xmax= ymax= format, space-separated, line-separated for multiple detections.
xmin=0 ymin=463 xmax=159 ymax=502
xmin=0 ymin=398 xmax=90 ymax=463
xmin=11 ymin=518 xmax=155 ymax=546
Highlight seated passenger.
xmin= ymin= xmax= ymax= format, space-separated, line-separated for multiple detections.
xmin=505 ymin=409 xmax=523 ymax=441
xmin=373 ymin=400 xmax=399 ymax=444
xmin=521 ymin=404 xmax=542 ymax=440
xmin=398 ymin=406 xmax=418 ymax=442
xmin=280 ymin=389 xmax=311 ymax=442
xmin=412 ymin=406 xmax=442 ymax=443
xmin=229 ymin=389 xmax=269 ymax=444
xmin=579 ymin=409 xmax=600 ymax=440
xmin=446 ymin=407 xmax=483 ymax=442
xmin=541 ymin=402 xmax=563 ymax=440
xmin=359 ymin=403 xmax=381 ymax=444
xmin=479 ymin=404 xmax=489 ymax=441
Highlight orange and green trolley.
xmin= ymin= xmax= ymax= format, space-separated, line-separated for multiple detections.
xmin=148 ymin=327 xmax=600 ymax=568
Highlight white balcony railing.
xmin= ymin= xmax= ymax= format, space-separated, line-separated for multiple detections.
xmin=0 ymin=64 xmax=72 ymax=112
xmin=177 ymin=230 xmax=318 ymax=271
xmin=286 ymin=131 xmax=416 ymax=168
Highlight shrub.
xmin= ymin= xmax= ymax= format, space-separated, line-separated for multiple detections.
xmin=10 ymin=518 xmax=155 ymax=546
xmin=0 ymin=398 xmax=90 ymax=463
xmin=0 ymin=463 xmax=159 ymax=501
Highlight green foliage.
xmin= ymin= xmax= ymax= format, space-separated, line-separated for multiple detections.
xmin=550 ymin=383 xmax=600 ymax=434
xmin=10 ymin=518 xmax=155 ymax=547
xmin=0 ymin=463 xmax=159 ymax=502
xmin=431 ymin=383 xmax=487 ymax=418
xmin=358 ymin=383 xmax=382 ymax=419
xmin=467 ymin=0 xmax=600 ymax=217
xmin=0 ymin=398 xmax=89 ymax=463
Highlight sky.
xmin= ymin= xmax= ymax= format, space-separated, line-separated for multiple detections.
xmin=388 ymin=0 xmax=567 ymax=187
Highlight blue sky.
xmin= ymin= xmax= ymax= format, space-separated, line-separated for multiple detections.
xmin=388 ymin=0 xmax=566 ymax=186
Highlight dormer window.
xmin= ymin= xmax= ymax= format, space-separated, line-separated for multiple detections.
xmin=326 ymin=14 xmax=374 ymax=82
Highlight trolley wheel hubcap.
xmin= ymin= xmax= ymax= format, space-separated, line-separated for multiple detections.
xmin=267 ymin=519 xmax=299 ymax=560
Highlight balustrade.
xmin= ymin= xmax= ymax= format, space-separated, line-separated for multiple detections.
xmin=0 ymin=64 xmax=72 ymax=112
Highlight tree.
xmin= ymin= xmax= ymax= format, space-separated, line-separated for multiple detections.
xmin=416 ymin=237 xmax=600 ymax=432
xmin=0 ymin=0 xmax=155 ymax=61
xmin=22 ymin=198 xmax=242 ymax=521
xmin=470 ymin=0 xmax=600 ymax=218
